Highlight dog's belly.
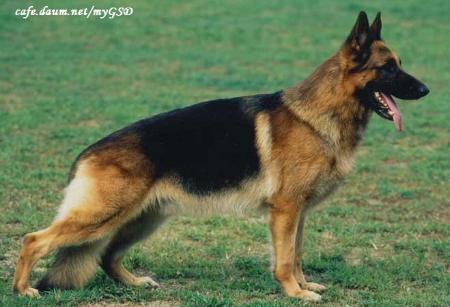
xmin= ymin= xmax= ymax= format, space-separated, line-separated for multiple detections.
xmin=146 ymin=174 xmax=273 ymax=217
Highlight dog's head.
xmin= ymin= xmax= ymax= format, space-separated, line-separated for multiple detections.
xmin=341 ymin=11 xmax=429 ymax=131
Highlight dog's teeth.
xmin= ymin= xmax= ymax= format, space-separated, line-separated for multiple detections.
xmin=374 ymin=92 xmax=393 ymax=115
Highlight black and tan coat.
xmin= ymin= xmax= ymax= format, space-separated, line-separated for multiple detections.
xmin=13 ymin=11 xmax=428 ymax=301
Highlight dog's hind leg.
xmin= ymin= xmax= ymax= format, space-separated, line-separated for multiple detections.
xmin=35 ymin=239 xmax=109 ymax=292
xmin=13 ymin=157 xmax=153 ymax=297
xmin=13 ymin=214 xmax=123 ymax=297
xmin=100 ymin=207 xmax=166 ymax=288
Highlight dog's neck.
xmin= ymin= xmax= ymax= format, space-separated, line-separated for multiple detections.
xmin=282 ymin=53 xmax=372 ymax=153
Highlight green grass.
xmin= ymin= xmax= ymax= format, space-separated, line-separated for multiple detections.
xmin=1 ymin=0 xmax=449 ymax=306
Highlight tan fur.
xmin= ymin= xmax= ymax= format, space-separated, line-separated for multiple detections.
xmin=145 ymin=175 xmax=270 ymax=216
xmin=13 ymin=141 xmax=155 ymax=296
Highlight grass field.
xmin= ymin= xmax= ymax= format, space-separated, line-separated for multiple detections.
xmin=1 ymin=0 xmax=449 ymax=306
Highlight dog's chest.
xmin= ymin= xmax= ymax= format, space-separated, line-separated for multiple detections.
xmin=306 ymin=153 xmax=355 ymax=208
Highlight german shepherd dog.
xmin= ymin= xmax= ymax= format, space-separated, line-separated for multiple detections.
xmin=13 ymin=11 xmax=429 ymax=301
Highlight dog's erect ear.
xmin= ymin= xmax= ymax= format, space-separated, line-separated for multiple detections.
xmin=346 ymin=11 xmax=371 ymax=48
xmin=344 ymin=11 xmax=373 ymax=62
xmin=370 ymin=12 xmax=382 ymax=40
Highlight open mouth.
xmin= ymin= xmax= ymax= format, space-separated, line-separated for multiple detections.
xmin=373 ymin=91 xmax=403 ymax=132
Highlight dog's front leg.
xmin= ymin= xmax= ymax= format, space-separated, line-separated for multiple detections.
xmin=268 ymin=196 xmax=321 ymax=302
xmin=294 ymin=211 xmax=326 ymax=292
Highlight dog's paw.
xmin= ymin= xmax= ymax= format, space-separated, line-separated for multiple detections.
xmin=304 ymin=282 xmax=326 ymax=292
xmin=288 ymin=289 xmax=322 ymax=302
xmin=135 ymin=276 xmax=160 ymax=288
xmin=18 ymin=287 xmax=40 ymax=298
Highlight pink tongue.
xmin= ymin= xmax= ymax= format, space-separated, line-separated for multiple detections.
xmin=381 ymin=92 xmax=403 ymax=132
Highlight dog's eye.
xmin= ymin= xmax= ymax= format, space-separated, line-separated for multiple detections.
xmin=379 ymin=62 xmax=398 ymax=74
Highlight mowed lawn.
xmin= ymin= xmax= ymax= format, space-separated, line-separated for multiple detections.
xmin=1 ymin=0 xmax=449 ymax=306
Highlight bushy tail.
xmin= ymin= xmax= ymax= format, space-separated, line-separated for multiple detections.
xmin=35 ymin=241 xmax=105 ymax=291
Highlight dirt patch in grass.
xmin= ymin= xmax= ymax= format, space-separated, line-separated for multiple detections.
xmin=0 ymin=93 xmax=24 ymax=113
xmin=77 ymin=119 xmax=101 ymax=128
xmin=345 ymin=247 xmax=364 ymax=266
xmin=369 ymin=245 xmax=395 ymax=260
xmin=318 ymin=230 xmax=339 ymax=254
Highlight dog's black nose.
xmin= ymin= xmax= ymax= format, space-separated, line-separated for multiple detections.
xmin=418 ymin=84 xmax=429 ymax=97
